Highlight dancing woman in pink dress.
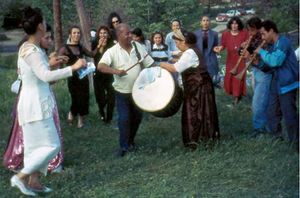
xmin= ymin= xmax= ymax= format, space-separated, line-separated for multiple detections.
xmin=3 ymin=24 xmax=66 ymax=173
xmin=2 ymin=10 xmax=85 ymax=195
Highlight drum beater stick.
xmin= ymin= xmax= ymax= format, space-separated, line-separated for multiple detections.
xmin=125 ymin=54 xmax=149 ymax=72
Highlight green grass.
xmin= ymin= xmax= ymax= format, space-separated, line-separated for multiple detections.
xmin=0 ymin=58 xmax=298 ymax=198
xmin=0 ymin=54 xmax=18 ymax=69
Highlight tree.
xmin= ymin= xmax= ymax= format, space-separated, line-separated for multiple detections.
xmin=257 ymin=0 xmax=299 ymax=32
xmin=126 ymin=0 xmax=204 ymax=37
xmin=53 ymin=0 xmax=63 ymax=50
xmin=75 ymin=0 xmax=91 ymax=49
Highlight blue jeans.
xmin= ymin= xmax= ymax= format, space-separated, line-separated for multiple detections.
xmin=115 ymin=91 xmax=142 ymax=150
xmin=252 ymin=68 xmax=272 ymax=131
xmin=267 ymin=78 xmax=299 ymax=142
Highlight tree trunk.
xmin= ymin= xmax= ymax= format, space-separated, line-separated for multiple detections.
xmin=75 ymin=0 xmax=91 ymax=49
xmin=53 ymin=0 xmax=63 ymax=51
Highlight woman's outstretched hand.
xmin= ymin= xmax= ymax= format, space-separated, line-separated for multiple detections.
xmin=71 ymin=59 xmax=87 ymax=72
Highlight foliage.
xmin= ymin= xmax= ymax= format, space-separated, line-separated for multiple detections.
xmin=0 ymin=54 xmax=18 ymax=69
xmin=126 ymin=0 xmax=204 ymax=37
xmin=1 ymin=0 xmax=299 ymax=41
xmin=256 ymin=0 xmax=299 ymax=32
xmin=0 ymin=0 xmax=26 ymax=29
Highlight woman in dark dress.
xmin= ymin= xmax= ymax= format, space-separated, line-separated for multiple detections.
xmin=58 ymin=25 xmax=96 ymax=128
xmin=107 ymin=12 xmax=122 ymax=41
xmin=92 ymin=25 xmax=115 ymax=123
xmin=160 ymin=29 xmax=219 ymax=149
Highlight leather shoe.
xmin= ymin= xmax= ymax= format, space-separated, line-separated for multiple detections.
xmin=250 ymin=129 xmax=263 ymax=138
xmin=186 ymin=142 xmax=198 ymax=150
xmin=128 ymin=144 xmax=137 ymax=152
xmin=10 ymin=175 xmax=36 ymax=196
xmin=116 ymin=149 xmax=127 ymax=158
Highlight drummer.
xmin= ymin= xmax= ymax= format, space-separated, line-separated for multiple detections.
xmin=98 ymin=23 xmax=154 ymax=157
xmin=160 ymin=29 xmax=219 ymax=150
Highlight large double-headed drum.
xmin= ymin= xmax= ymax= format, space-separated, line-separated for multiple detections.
xmin=132 ymin=67 xmax=183 ymax=117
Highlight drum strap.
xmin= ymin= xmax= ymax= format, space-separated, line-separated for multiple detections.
xmin=132 ymin=41 xmax=144 ymax=69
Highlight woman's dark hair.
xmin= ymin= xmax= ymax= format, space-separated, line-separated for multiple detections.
xmin=21 ymin=6 xmax=43 ymax=35
xmin=246 ymin=17 xmax=262 ymax=29
xmin=151 ymin=31 xmax=165 ymax=44
xmin=227 ymin=16 xmax=244 ymax=30
xmin=107 ymin=12 xmax=122 ymax=29
xmin=131 ymin=28 xmax=146 ymax=43
xmin=170 ymin=19 xmax=182 ymax=26
xmin=201 ymin=15 xmax=210 ymax=21
xmin=172 ymin=29 xmax=197 ymax=45
xmin=46 ymin=23 xmax=52 ymax=32
xmin=46 ymin=23 xmax=54 ymax=40
xmin=68 ymin=25 xmax=81 ymax=35
xmin=261 ymin=20 xmax=279 ymax=33
xmin=67 ymin=25 xmax=81 ymax=43
xmin=96 ymin=25 xmax=112 ymax=40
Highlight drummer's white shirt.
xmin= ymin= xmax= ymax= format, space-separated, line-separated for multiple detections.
xmin=99 ymin=42 xmax=154 ymax=93
xmin=174 ymin=49 xmax=199 ymax=73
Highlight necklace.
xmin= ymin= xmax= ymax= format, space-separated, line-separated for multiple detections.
xmin=230 ymin=31 xmax=239 ymax=50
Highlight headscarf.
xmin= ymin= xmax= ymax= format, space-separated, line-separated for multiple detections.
xmin=172 ymin=29 xmax=185 ymax=41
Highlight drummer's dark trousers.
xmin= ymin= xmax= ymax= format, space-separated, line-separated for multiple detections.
xmin=115 ymin=91 xmax=143 ymax=150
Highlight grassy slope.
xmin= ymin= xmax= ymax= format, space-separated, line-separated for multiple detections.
xmin=0 ymin=59 xmax=298 ymax=198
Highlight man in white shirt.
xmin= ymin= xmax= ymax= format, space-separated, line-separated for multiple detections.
xmin=98 ymin=23 xmax=154 ymax=157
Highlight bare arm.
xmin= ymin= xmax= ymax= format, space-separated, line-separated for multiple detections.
xmin=48 ymin=52 xmax=69 ymax=68
xmin=82 ymin=45 xmax=97 ymax=57
xmin=98 ymin=63 xmax=127 ymax=76
xmin=213 ymin=46 xmax=224 ymax=53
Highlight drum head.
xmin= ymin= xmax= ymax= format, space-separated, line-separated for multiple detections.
xmin=132 ymin=67 xmax=175 ymax=112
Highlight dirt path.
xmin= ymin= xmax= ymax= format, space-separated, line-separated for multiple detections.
xmin=0 ymin=29 xmax=25 ymax=55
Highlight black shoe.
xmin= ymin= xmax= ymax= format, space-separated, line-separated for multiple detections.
xmin=214 ymin=84 xmax=222 ymax=89
xmin=250 ymin=129 xmax=263 ymax=138
xmin=104 ymin=119 xmax=112 ymax=125
xmin=116 ymin=149 xmax=127 ymax=158
xmin=128 ymin=144 xmax=137 ymax=152
xmin=185 ymin=142 xmax=198 ymax=151
xmin=269 ymin=131 xmax=284 ymax=141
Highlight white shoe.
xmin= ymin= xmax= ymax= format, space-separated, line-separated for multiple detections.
xmin=51 ymin=165 xmax=63 ymax=173
xmin=10 ymin=175 xmax=37 ymax=196
xmin=30 ymin=186 xmax=53 ymax=193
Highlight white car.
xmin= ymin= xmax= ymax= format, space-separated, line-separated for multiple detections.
xmin=246 ymin=8 xmax=256 ymax=15
xmin=226 ymin=10 xmax=241 ymax=17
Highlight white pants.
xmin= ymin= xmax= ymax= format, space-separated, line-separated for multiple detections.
xmin=21 ymin=117 xmax=60 ymax=175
